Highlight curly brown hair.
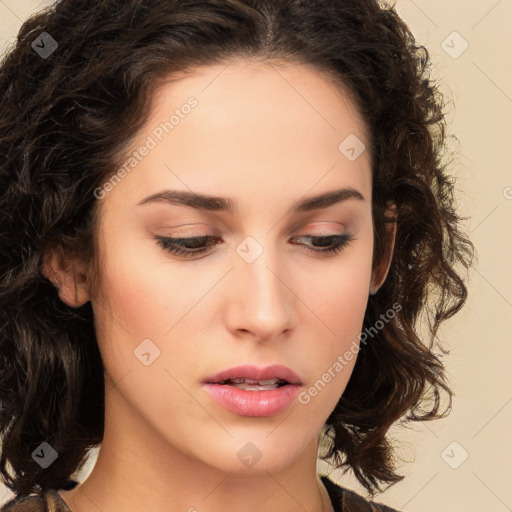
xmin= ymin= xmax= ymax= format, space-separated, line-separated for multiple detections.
xmin=0 ymin=0 xmax=474 ymax=499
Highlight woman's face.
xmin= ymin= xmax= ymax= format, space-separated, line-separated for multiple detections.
xmin=88 ymin=59 xmax=378 ymax=474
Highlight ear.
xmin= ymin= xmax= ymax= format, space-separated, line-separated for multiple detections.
xmin=370 ymin=202 xmax=397 ymax=295
xmin=41 ymin=246 xmax=91 ymax=307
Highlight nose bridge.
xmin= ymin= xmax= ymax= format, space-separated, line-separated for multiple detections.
xmin=230 ymin=234 xmax=295 ymax=339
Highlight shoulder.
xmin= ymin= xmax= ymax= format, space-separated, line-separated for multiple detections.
xmin=1 ymin=488 xmax=72 ymax=512
xmin=1 ymin=494 xmax=48 ymax=512
xmin=321 ymin=475 xmax=402 ymax=512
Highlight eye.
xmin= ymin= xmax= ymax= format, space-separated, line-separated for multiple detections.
xmin=155 ymin=233 xmax=354 ymax=258
xmin=290 ymin=233 xmax=354 ymax=255
xmin=155 ymin=235 xmax=220 ymax=258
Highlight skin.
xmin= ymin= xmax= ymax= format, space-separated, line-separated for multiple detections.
xmin=44 ymin=58 xmax=396 ymax=512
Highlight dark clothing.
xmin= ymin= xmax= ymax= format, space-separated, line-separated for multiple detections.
xmin=321 ymin=475 xmax=401 ymax=511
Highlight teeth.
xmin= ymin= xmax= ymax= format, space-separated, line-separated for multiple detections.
xmin=218 ymin=377 xmax=286 ymax=390
xmin=230 ymin=377 xmax=281 ymax=385
xmin=229 ymin=383 xmax=280 ymax=391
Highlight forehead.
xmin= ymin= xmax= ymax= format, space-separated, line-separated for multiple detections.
xmin=149 ymin=57 xmax=368 ymax=143
xmin=100 ymin=58 xmax=371 ymax=218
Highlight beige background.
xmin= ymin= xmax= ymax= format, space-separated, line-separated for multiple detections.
xmin=0 ymin=1 xmax=510 ymax=510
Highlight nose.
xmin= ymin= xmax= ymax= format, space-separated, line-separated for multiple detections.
xmin=225 ymin=241 xmax=297 ymax=343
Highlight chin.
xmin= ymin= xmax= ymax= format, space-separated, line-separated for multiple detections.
xmin=194 ymin=432 xmax=312 ymax=475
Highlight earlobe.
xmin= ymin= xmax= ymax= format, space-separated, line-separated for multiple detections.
xmin=41 ymin=248 xmax=91 ymax=307
xmin=370 ymin=203 xmax=397 ymax=296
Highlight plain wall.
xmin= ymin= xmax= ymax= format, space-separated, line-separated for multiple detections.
xmin=0 ymin=1 xmax=510 ymax=511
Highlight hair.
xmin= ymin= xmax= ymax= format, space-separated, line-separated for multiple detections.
xmin=0 ymin=0 xmax=475 ymax=499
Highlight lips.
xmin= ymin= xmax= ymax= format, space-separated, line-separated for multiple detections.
xmin=202 ymin=364 xmax=303 ymax=386
xmin=202 ymin=364 xmax=304 ymax=417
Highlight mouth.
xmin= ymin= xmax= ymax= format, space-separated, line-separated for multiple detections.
xmin=202 ymin=364 xmax=303 ymax=417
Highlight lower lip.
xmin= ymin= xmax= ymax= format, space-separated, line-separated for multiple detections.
xmin=203 ymin=383 xmax=302 ymax=417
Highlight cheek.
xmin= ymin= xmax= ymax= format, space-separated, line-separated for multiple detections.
xmin=95 ymin=234 xmax=191 ymax=335
xmin=302 ymin=248 xmax=373 ymax=333
xmin=90 ymin=241 xmax=171 ymax=375
xmin=91 ymin=234 xmax=214 ymax=384
xmin=296 ymin=236 xmax=373 ymax=402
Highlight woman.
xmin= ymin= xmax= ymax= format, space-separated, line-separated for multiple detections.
xmin=0 ymin=0 xmax=474 ymax=511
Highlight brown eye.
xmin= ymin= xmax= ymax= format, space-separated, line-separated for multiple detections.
xmin=155 ymin=233 xmax=353 ymax=259
xmin=155 ymin=235 xmax=220 ymax=257
xmin=291 ymin=234 xmax=354 ymax=255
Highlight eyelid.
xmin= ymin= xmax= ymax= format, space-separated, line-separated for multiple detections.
xmin=159 ymin=230 xmax=346 ymax=240
xmin=296 ymin=228 xmax=345 ymax=236
xmin=155 ymin=232 xmax=353 ymax=259
xmin=163 ymin=221 xmax=345 ymax=234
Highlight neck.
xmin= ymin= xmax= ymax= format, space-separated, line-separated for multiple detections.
xmin=60 ymin=381 xmax=335 ymax=512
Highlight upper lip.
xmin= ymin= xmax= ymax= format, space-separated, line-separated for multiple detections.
xmin=202 ymin=364 xmax=303 ymax=385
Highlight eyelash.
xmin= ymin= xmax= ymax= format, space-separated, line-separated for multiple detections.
xmin=155 ymin=233 xmax=354 ymax=258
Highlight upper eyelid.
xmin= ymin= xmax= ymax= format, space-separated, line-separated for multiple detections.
xmin=163 ymin=232 xmax=345 ymax=240
xmin=141 ymin=187 xmax=366 ymax=246
xmin=160 ymin=222 xmax=347 ymax=236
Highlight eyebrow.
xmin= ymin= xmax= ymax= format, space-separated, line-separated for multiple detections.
xmin=136 ymin=187 xmax=365 ymax=213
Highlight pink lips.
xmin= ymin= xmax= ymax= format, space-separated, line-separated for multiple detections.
xmin=202 ymin=364 xmax=303 ymax=417
xmin=202 ymin=364 xmax=303 ymax=386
